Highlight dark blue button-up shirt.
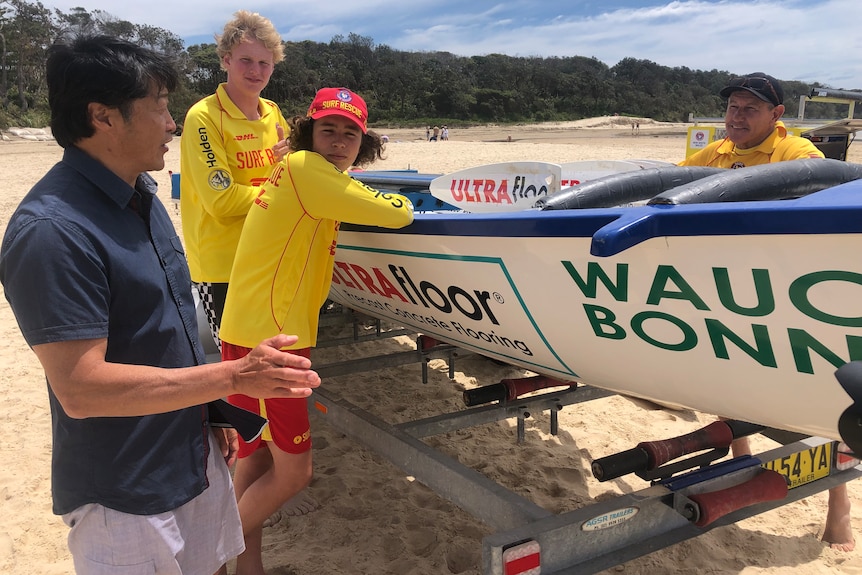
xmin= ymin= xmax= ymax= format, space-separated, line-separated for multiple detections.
xmin=0 ymin=146 xmax=211 ymax=515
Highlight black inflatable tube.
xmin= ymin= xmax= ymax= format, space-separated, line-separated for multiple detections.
xmin=536 ymin=166 xmax=724 ymax=210
xmin=648 ymin=158 xmax=862 ymax=205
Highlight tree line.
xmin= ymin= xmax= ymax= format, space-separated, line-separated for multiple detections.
xmin=1 ymin=1 xmax=857 ymax=131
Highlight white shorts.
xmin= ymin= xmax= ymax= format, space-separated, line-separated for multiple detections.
xmin=62 ymin=432 xmax=244 ymax=575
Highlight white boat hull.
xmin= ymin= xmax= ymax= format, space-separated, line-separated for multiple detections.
xmin=328 ymin=177 xmax=862 ymax=440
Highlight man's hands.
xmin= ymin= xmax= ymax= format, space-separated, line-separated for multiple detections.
xmin=31 ymin=334 xmax=319 ymax=419
xmin=214 ymin=427 xmax=240 ymax=467
xmin=230 ymin=334 xmax=320 ymax=398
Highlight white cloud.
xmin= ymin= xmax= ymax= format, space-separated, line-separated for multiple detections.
xmin=43 ymin=0 xmax=862 ymax=89
xmin=408 ymin=0 xmax=859 ymax=89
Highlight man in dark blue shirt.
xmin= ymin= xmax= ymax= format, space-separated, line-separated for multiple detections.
xmin=0 ymin=35 xmax=320 ymax=575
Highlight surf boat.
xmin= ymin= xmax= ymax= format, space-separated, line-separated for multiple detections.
xmin=336 ymin=159 xmax=862 ymax=450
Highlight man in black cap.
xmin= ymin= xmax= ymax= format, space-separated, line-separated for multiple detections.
xmin=679 ymin=73 xmax=853 ymax=551
xmin=680 ymin=72 xmax=823 ymax=168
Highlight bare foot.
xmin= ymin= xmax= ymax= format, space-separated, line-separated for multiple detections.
xmin=823 ymin=484 xmax=855 ymax=551
xmin=827 ymin=539 xmax=856 ymax=552
xmin=823 ymin=525 xmax=855 ymax=552
xmin=725 ymin=423 xmax=855 ymax=551
xmin=262 ymin=490 xmax=319 ymax=528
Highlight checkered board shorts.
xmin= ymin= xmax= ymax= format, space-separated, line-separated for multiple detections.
xmin=196 ymin=281 xmax=228 ymax=352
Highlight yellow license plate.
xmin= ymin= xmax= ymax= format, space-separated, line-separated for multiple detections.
xmin=761 ymin=442 xmax=833 ymax=489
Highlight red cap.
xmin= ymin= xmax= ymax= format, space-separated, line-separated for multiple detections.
xmin=307 ymin=87 xmax=368 ymax=133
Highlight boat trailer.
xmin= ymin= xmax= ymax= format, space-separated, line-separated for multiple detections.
xmin=292 ymin=302 xmax=862 ymax=575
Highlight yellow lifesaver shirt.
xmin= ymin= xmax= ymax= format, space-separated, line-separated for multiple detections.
xmin=679 ymin=121 xmax=824 ymax=168
xmin=180 ymin=83 xmax=287 ymax=282
xmin=220 ymin=151 xmax=414 ymax=349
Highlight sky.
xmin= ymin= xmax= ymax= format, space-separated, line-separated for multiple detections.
xmin=47 ymin=0 xmax=862 ymax=91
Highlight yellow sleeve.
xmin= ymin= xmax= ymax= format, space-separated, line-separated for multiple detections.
xmin=772 ymin=136 xmax=826 ymax=162
xmin=284 ymin=152 xmax=414 ymax=228
xmin=677 ymin=140 xmax=723 ymax=167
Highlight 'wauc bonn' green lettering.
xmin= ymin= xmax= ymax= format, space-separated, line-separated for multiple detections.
xmin=713 ymin=268 xmax=775 ymax=316
xmin=646 ymin=265 xmax=709 ymax=310
xmin=562 ymin=261 xmax=628 ymax=301
xmin=789 ymin=271 xmax=862 ymax=327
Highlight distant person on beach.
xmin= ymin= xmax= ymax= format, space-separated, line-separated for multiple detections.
xmin=679 ymin=72 xmax=852 ymax=551
xmin=0 ymin=34 xmax=320 ymax=575
xmin=432 ymin=125 xmax=440 ymax=141
xmin=180 ymin=10 xmax=288 ymax=351
xmin=218 ymin=87 xmax=414 ymax=575
xmin=441 ymin=125 xmax=449 ymax=140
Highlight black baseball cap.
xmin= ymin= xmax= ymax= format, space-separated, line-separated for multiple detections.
xmin=720 ymin=72 xmax=784 ymax=106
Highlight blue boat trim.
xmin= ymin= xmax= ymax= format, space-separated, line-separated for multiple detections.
xmin=340 ymin=179 xmax=862 ymax=257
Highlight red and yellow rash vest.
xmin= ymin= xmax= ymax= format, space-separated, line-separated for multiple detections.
xmin=679 ymin=121 xmax=824 ymax=168
xmin=179 ymin=83 xmax=287 ymax=282
xmin=219 ymin=151 xmax=414 ymax=349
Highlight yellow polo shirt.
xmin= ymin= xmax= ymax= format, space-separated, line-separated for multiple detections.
xmin=679 ymin=121 xmax=824 ymax=168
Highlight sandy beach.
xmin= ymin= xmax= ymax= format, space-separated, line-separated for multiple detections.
xmin=2 ymin=118 xmax=862 ymax=575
